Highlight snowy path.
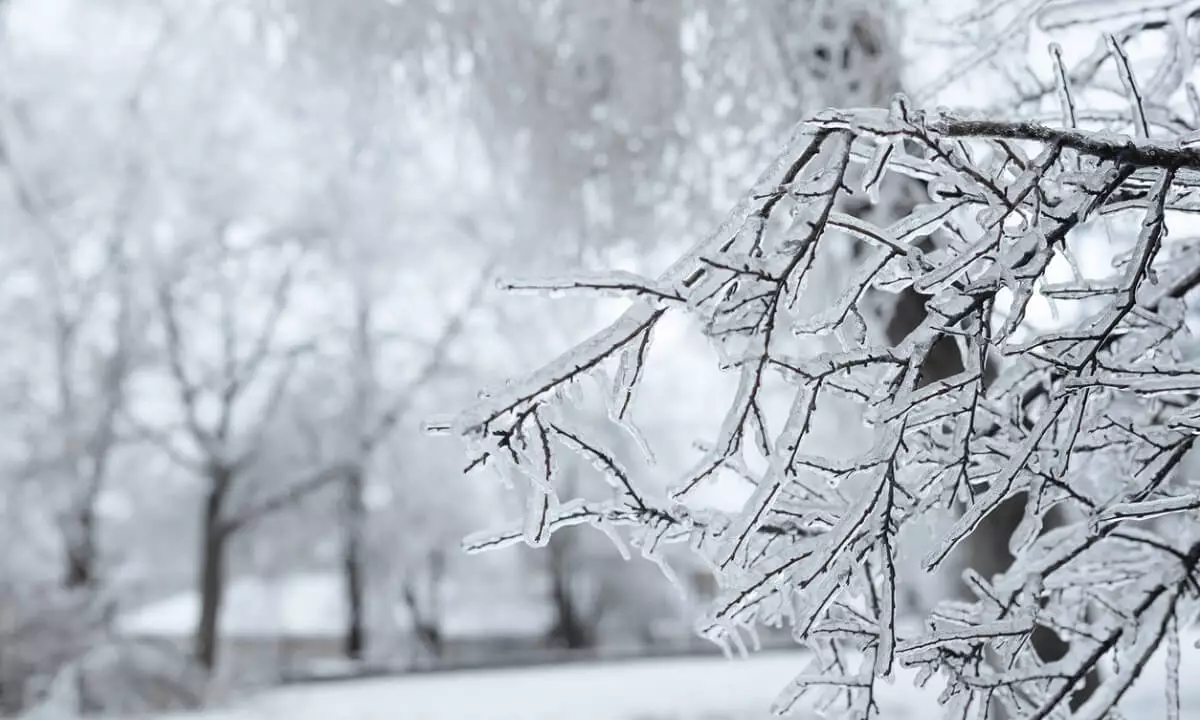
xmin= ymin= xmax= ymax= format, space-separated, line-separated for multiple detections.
xmin=133 ymin=643 xmax=1200 ymax=720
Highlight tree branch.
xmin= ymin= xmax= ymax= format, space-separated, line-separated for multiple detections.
xmin=155 ymin=279 xmax=216 ymax=458
xmin=221 ymin=461 xmax=357 ymax=536
xmin=361 ymin=262 xmax=493 ymax=453
xmin=217 ymin=250 xmax=298 ymax=441
xmin=931 ymin=115 xmax=1200 ymax=168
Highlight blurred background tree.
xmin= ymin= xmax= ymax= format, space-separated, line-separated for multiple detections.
xmin=0 ymin=0 xmax=1000 ymax=714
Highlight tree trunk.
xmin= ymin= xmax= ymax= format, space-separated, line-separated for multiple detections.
xmin=548 ymin=581 xmax=592 ymax=650
xmin=63 ymin=504 xmax=97 ymax=590
xmin=402 ymin=591 xmax=443 ymax=665
xmin=340 ymin=466 xmax=367 ymax=661
xmin=546 ymin=530 xmax=598 ymax=651
xmin=194 ymin=472 xmax=231 ymax=673
xmin=400 ymin=551 xmax=445 ymax=665
xmin=64 ymin=420 xmax=118 ymax=592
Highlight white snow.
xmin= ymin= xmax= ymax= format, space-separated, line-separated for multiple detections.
xmin=119 ymin=573 xmax=349 ymax=639
xmin=437 ymin=592 xmax=555 ymax=639
xmin=108 ymin=636 xmax=1200 ymax=720
xmin=118 ymin=572 xmax=555 ymax=641
xmin=132 ymin=651 xmax=937 ymax=720
xmin=107 ymin=633 xmax=1200 ymax=720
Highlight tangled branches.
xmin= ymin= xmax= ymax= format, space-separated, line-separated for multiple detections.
xmin=434 ymin=56 xmax=1200 ymax=720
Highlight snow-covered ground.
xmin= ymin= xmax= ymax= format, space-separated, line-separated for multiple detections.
xmin=115 ymin=641 xmax=1200 ymax=720
xmin=132 ymin=650 xmax=923 ymax=720
xmin=119 ymin=570 xmax=555 ymax=641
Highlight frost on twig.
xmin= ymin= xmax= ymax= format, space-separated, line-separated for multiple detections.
xmin=437 ymin=57 xmax=1200 ymax=720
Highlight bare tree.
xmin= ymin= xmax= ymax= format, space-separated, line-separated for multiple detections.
xmin=0 ymin=166 xmax=137 ymax=593
xmin=333 ymin=267 xmax=489 ymax=661
xmin=139 ymin=232 xmax=353 ymax=672
xmin=0 ymin=3 xmax=172 ymax=594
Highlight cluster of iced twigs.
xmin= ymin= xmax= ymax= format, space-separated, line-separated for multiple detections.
xmin=439 ymin=93 xmax=1200 ymax=719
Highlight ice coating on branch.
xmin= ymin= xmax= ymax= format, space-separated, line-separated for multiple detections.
xmin=1038 ymin=0 xmax=1183 ymax=31
xmin=498 ymin=271 xmax=684 ymax=306
xmin=1167 ymin=614 xmax=1181 ymax=720
xmin=438 ymin=25 xmax=1200 ymax=717
xmin=522 ymin=483 xmax=555 ymax=547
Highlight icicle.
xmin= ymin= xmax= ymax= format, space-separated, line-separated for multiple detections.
xmin=745 ymin=621 xmax=762 ymax=653
xmin=611 ymin=329 xmax=651 ymax=421
xmin=860 ymin=137 xmax=897 ymax=203
xmin=522 ymin=482 xmax=556 ymax=547
xmin=726 ymin=620 xmax=750 ymax=659
xmin=647 ymin=550 xmax=689 ymax=604
xmin=836 ymin=306 xmax=869 ymax=351
xmin=711 ymin=626 xmax=735 ymax=660
xmin=491 ymin=453 xmax=520 ymax=490
xmin=592 ymin=515 xmax=631 ymax=560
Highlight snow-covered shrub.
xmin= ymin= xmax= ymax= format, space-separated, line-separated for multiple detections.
xmin=434 ymin=3 xmax=1200 ymax=718
xmin=0 ymin=582 xmax=203 ymax=717
xmin=0 ymin=582 xmax=94 ymax=714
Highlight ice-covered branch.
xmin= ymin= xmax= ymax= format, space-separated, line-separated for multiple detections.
xmin=441 ymin=39 xmax=1200 ymax=718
